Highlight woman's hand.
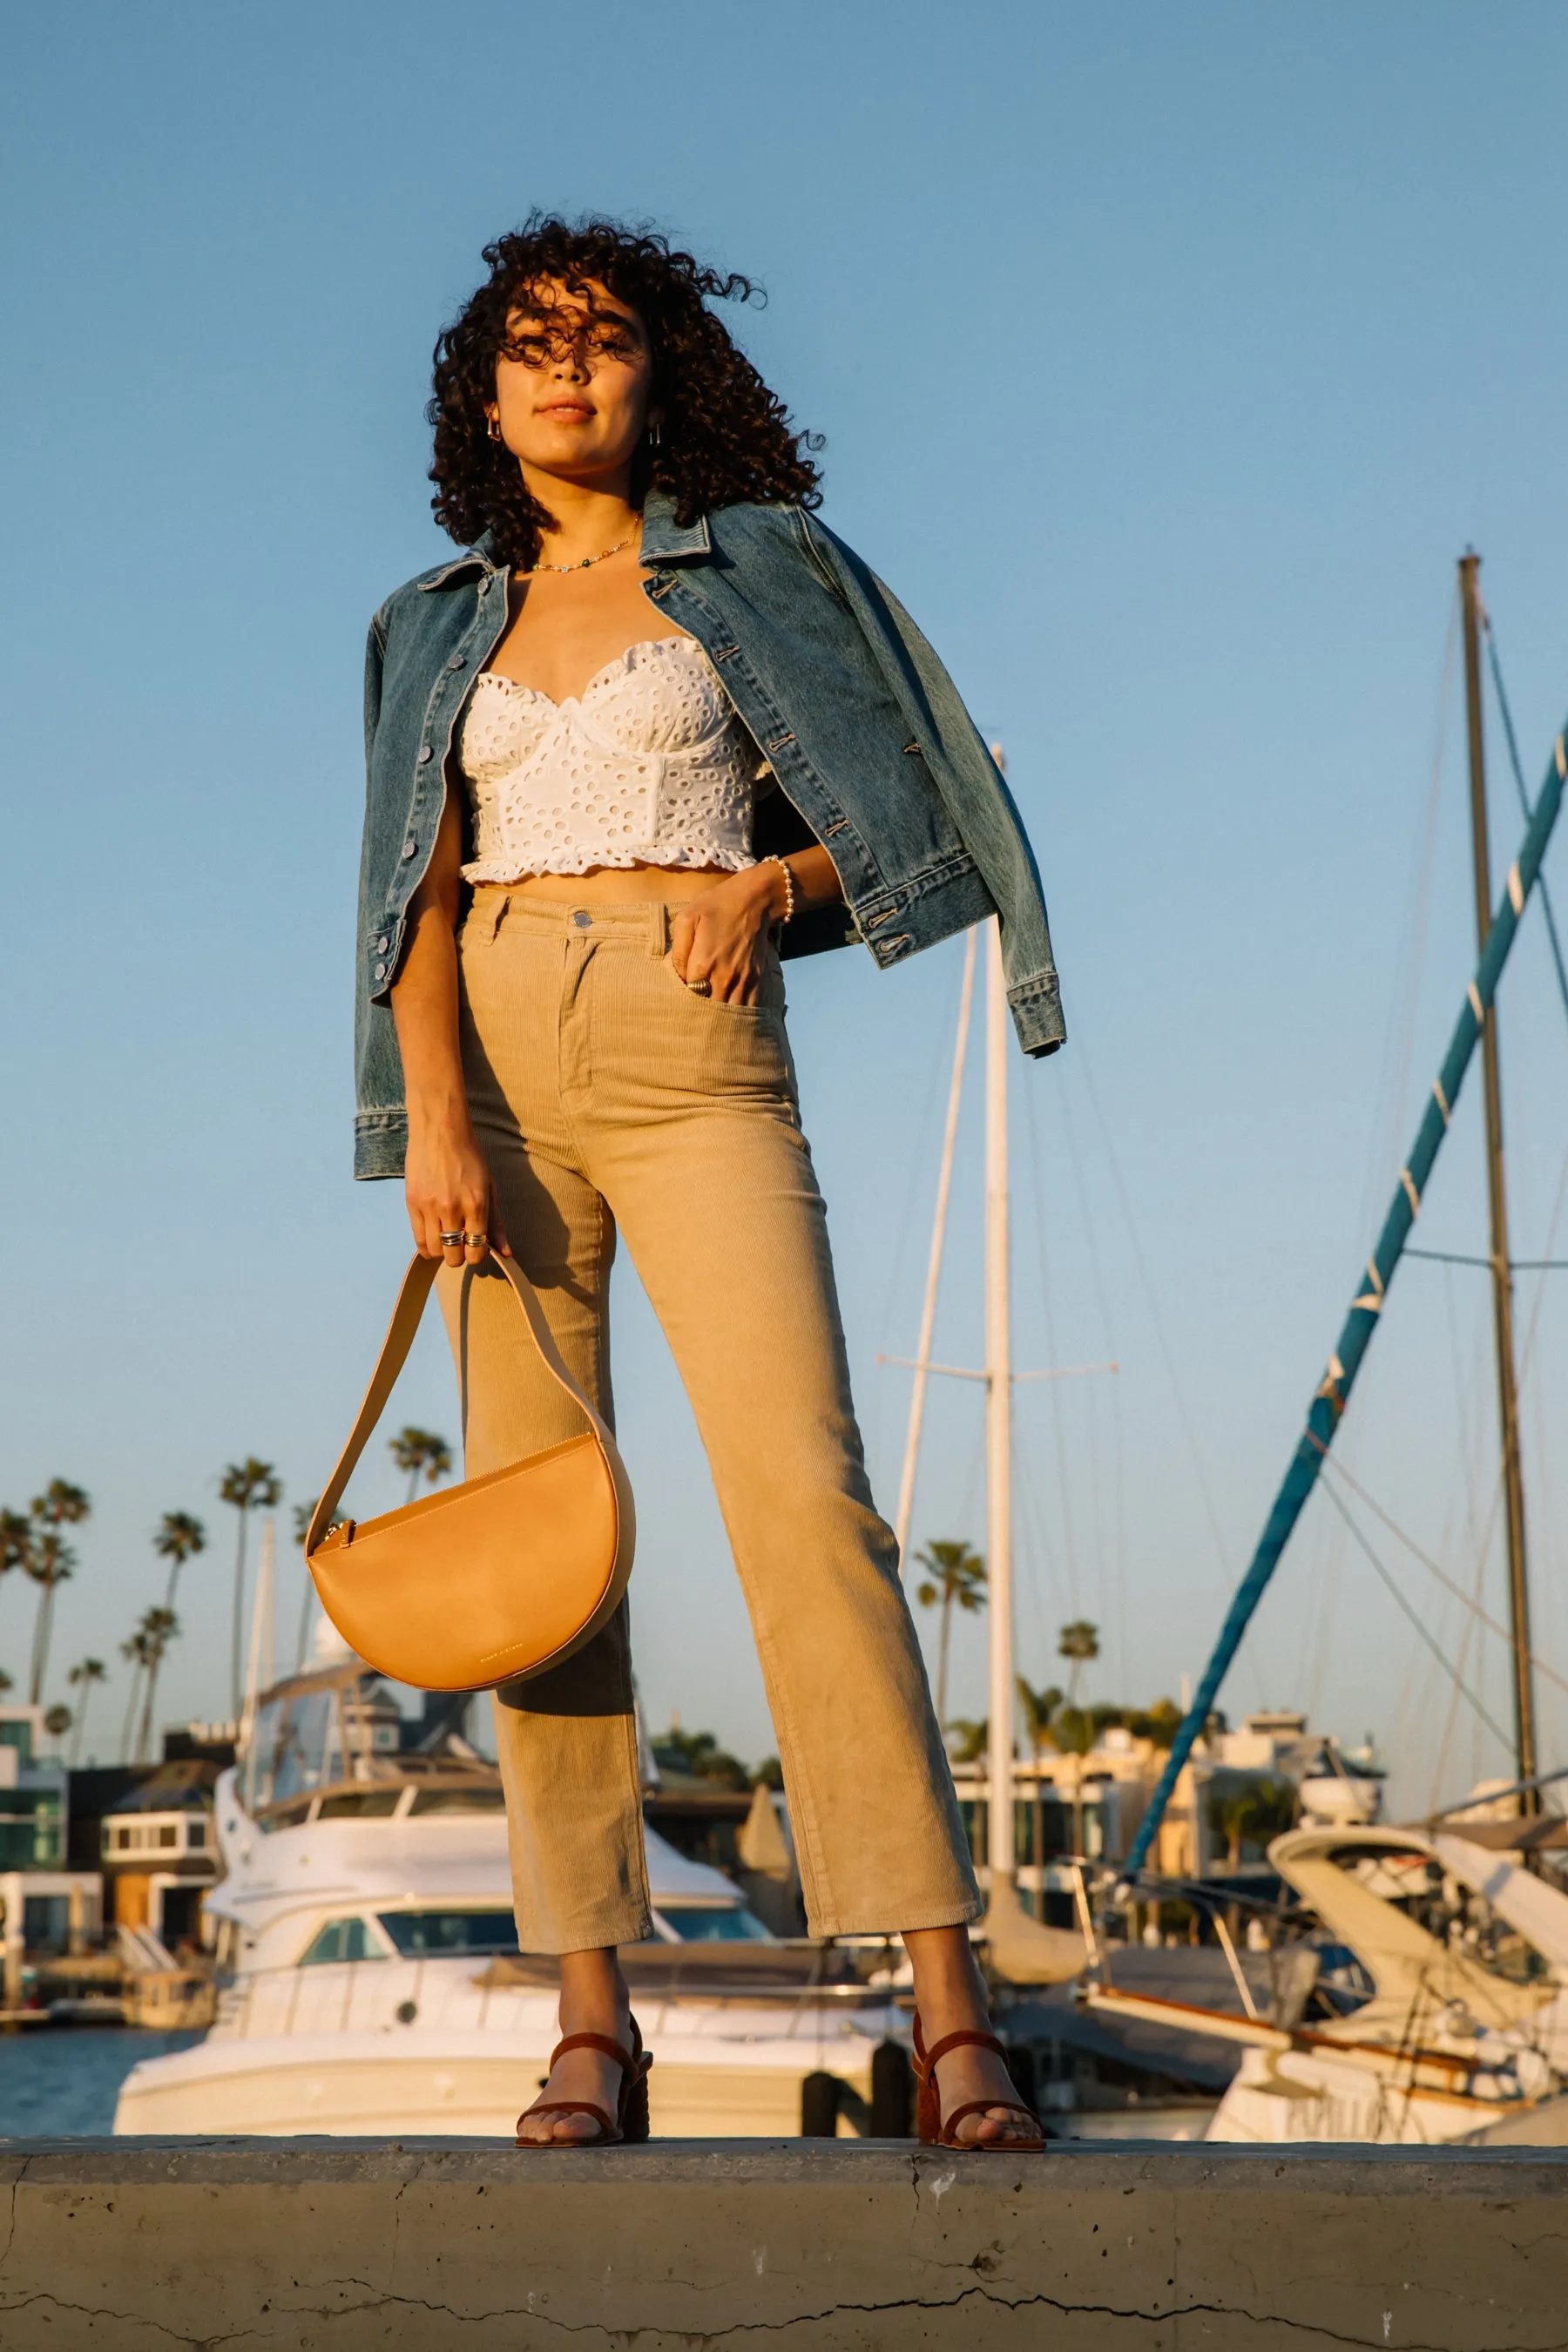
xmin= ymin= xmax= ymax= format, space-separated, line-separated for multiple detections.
xmin=670 ymin=865 xmax=788 ymax=1004
xmin=389 ymin=792 xmax=510 ymax=1267
xmin=404 ymin=1112 xmax=510 ymax=1268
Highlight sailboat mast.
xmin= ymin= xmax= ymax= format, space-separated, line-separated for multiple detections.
xmin=1458 ymin=551 xmax=1538 ymax=1805
xmin=984 ymin=917 xmax=1016 ymax=1888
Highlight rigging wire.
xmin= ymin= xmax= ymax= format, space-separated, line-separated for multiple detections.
xmin=869 ymin=966 xmax=959 ymax=1476
xmin=1021 ymin=1078 xmax=1082 ymax=1617
xmin=1073 ymin=1036 xmax=1235 ymax=1572
xmin=1058 ymin=1077 xmax=1131 ymax=1682
xmin=1483 ymin=612 xmax=1568 ymax=1032
xmin=1312 ymin=1443 xmax=1568 ymax=1700
xmin=1356 ymin=1125 xmax=1568 ymax=1805
xmin=1317 ymin=1477 xmax=1511 ymax=1751
xmin=1358 ymin=591 xmax=1459 ymax=1245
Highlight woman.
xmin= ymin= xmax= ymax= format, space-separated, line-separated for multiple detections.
xmin=357 ymin=216 xmax=1064 ymax=2149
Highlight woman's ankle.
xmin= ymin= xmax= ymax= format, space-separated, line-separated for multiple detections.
xmin=556 ymin=1947 xmax=628 ymax=2035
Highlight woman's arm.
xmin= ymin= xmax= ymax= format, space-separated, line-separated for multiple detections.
xmin=669 ymin=847 xmax=842 ymax=1004
xmin=389 ymin=792 xmax=509 ymax=1266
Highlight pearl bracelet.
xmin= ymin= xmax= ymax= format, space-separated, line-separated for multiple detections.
xmin=762 ymin=854 xmax=796 ymax=925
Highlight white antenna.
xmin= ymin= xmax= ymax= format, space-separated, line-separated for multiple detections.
xmin=239 ymin=1518 xmax=276 ymax=1751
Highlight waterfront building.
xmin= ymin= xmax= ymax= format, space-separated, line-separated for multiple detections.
xmin=98 ymin=1761 xmax=221 ymax=1946
xmin=0 ymin=1703 xmax=67 ymax=1869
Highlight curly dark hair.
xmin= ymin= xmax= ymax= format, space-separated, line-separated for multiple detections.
xmin=428 ymin=213 xmax=823 ymax=568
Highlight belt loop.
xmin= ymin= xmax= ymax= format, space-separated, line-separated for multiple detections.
xmin=651 ymin=902 xmax=672 ymax=957
xmin=482 ymin=890 xmax=510 ymax=943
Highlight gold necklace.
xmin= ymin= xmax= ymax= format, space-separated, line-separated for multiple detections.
xmin=519 ymin=525 xmax=640 ymax=578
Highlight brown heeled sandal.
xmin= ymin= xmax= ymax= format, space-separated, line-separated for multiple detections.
xmin=516 ymin=2013 xmax=652 ymax=2147
xmin=912 ymin=2014 xmax=1044 ymax=2152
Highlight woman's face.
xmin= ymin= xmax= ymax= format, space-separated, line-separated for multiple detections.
xmin=490 ymin=279 xmax=656 ymax=490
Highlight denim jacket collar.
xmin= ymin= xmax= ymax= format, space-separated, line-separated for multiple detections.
xmin=415 ymin=492 xmax=710 ymax=590
xmin=639 ymin=494 xmax=712 ymax=562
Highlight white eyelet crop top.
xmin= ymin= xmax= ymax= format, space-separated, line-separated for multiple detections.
xmin=458 ymin=635 xmax=769 ymax=882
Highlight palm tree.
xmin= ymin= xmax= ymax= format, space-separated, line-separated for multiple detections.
xmin=119 ymin=1625 xmax=154 ymax=1762
xmin=220 ymin=1459 xmax=281 ymax=1720
xmin=135 ymin=1606 xmax=180 ymax=1764
xmin=1057 ymin=1619 xmax=1100 ymax=1705
xmin=33 ymin=1478 xmax=91 ymax=1535
xmin=152 ymin=1511 xmax=206 ymax=1613
xmin=945 ymin=1717 xmax=990 ymax=1764
xmin=1050 ymin=1700 xmax=1097 ymax=1857
xmin=22 ymin=1480 xmax=90 ymax=1706
xmin=0 ymin=1507 xmax=33 ymax=1663
xmin=1016 ymin=1676 xmax=1064 ymax=1917
xmin=389 ymin=1426 xmax=453 ymax=1505
xmin=26 ymin=1531 xmax=77 ymax=1703
xmin=1207 ymin=1777 xmax=1298 ymax=1872
xmin=914 ymin=1540 xmax=987 ymax=1727
xmin=67 ymin=1658 xmax=107 ymax=1764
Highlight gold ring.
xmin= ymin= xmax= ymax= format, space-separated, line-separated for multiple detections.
xmin=686 ymin=976 xmax=712 ymax=996
xmin=463 ymin=1231 xmax=488 ymax=1247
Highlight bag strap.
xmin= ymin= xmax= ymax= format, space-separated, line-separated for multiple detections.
xmin=305 ymin=1254 xmax=618 ymax=1557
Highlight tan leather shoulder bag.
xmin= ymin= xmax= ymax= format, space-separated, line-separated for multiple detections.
xmin=305 ymin=1254 xmax=634 ymax=1692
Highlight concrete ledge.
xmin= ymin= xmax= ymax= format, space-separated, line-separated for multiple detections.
xmin=3 ymin=2138 xmax=1567 ymax=2348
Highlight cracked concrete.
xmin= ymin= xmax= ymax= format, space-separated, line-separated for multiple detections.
xmin=0 ymin=2139 xmax=1565 ymax=2349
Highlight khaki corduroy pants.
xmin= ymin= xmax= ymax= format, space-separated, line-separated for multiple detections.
xmin=437 ymin=889 xmax=979 ymax=1952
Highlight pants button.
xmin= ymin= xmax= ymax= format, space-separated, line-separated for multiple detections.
xmin=572 ymin=909 xmax=592 ymax=929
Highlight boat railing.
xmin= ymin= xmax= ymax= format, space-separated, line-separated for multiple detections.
xmin=213 ymin=1940 xmax=904 ymax=2043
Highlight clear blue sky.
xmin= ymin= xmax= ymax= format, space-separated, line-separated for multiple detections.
xmin=3 ymin=3 xmax=1567 ymax=1809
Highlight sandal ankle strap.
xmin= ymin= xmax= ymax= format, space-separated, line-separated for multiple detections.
xmin=549 ymin=2031 xmax=633 ymax=2073
xmin=921 ymin=2025 xmax=1008 ymax=2074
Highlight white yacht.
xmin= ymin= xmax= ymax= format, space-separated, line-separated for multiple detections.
xmin=113 ymin=1659 xmax=908 ymax=2139
xmin=1086 ymin=1817 xmax=1568 ymax=2144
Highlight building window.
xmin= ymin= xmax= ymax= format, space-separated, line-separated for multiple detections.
xmin=158 ymin=1823 xmax=178 ymax=1848
xmin=186 ymin=1820 xmax=207 ymax=1848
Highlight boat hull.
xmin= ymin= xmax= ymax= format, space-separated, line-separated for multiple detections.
xmin=113 ymin=2025 xmax=881 ymax=2140
xmin=1207 ymin=2045 xmax=1518 ymax=2146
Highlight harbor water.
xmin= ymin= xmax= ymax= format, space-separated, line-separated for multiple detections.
xmin=0 ymin=2030 xmax=200 ymax=2136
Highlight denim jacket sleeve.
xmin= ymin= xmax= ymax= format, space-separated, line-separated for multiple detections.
xmin=799 ymin=513 xmax=1064 ymax=1055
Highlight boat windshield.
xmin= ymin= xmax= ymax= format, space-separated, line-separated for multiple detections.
xmin=655 ymin=1905 xmax=772 ymax=1943
xmin=377 ymin=1910 xmax=520 ymax=1957
xmin=246 ymin=1682 xmax=354 ymax=1814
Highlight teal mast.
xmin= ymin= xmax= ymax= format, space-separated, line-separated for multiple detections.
xmin=1122 ymin=711 xmax=1567 ymax=1884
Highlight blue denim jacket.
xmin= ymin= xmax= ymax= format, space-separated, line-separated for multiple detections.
xmin=355 ymin=490 xmax=1064 ymax=1178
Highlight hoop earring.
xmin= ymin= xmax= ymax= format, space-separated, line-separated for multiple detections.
xmin=487 ymin=415 xmax=503 ymax=444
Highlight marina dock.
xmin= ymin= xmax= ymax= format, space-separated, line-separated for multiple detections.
xmin=2 ymin=2137 xmax=1565 ymax=2347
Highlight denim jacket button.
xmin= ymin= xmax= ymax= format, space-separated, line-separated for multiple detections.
xmin=374 ymin=962 xmax=388 ymax=980
xmin=417 ymin=745 xmax=434 ymax=763
xmin=448 ymin=655 xmax=465 ymax=671
xmin=376 ymin=934 xmax=389 ymax=951
xmin=402 ymin=840 xmax=417 ymax=860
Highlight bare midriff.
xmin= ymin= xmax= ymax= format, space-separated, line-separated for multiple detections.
xmin=472 ymin=862 xmax=740 ymax=906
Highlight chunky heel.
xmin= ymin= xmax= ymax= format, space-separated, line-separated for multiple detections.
xmin=621 ymin=2058 xmax=652 ymax=2143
